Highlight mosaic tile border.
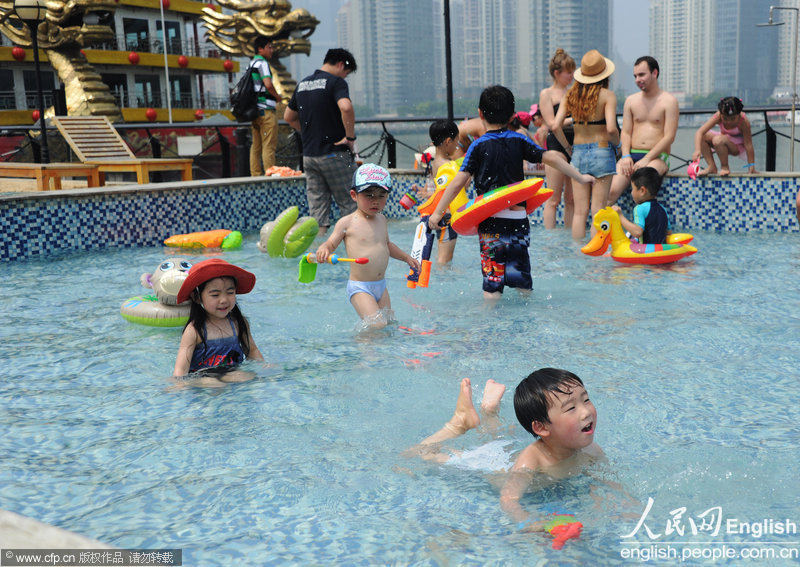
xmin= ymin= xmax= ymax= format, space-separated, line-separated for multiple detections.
xmin=1 ymin=172 xmax=798 ymax=261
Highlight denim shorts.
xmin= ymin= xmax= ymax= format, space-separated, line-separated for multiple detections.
xmin=572 ymin=142 xmax=617 ymax=177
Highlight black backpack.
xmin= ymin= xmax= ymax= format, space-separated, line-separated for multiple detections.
xmin=230 ymin=63 xmax=260 ymax=122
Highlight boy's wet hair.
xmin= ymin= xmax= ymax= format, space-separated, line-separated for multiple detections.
xmin=254 ymin=36 xmax=272 ymax=51
xmin=324 ymin=48 xmax=357 ymax=72
xmin=634 ymin=55 xmax=660 ymax=77
xmin=514 ymin=368 xmax=585 ymax=437
xmin=429 ymin=119 xmax=459 ymax=147
xmin=631 ymin=166 xmax=662 ymax=197
xmin=479 ymin=85 xmax=515 ymax=125
xmin=718 ymin=96 xmax=744 ymax=117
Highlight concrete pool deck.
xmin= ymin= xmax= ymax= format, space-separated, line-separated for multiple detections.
xmin=0 ymin=509 xmax=111 ymax=549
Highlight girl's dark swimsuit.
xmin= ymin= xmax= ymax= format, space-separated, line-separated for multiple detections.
xmin=189 ymin=316 xmax=244 ymax=373
xmin=545 ymin=103 xmax=574 ymax=161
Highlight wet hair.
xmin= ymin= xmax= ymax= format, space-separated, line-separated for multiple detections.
xmin=634 ymin=55 xmax=660 ymax=77
xmin=324 ymin=48 xmax=357 ymax=72
xmin=254 ymin=36 xmax=272 ymax=51
xmin=479 ymin=85 xmax=515 ymax=125
xmin=549 ymin=48 xmax=576 ymax=78
xmin=565 ymin=78 xmax=608 ymax=122
xmin=631 ymin=166 xmax=662 ymax=197
xmin=514 ymin=368 xmax=585 ymax=437
xmin=718 ymin=96 xmax=744 ymax=117
xmin=184 ymin=276 xmax=252 ymax=359
xmin=429 ymin=119 xmax=459 ymax=147
xmin=509 ymin=115 xmax=522 ymax=130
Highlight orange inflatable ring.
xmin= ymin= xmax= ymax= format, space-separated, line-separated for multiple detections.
xmin=450 ymin=178 xmax=553 ymax=236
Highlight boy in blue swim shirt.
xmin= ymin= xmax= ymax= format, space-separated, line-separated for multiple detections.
xmin=612 ymin=166 xmax=670 ymax=244
xmin=315 ymin=163 xmax=419 ymax=329
xmin=428 ymin=85 xmax=594 ymax=298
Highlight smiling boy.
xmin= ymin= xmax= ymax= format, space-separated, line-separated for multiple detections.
xmin=315 ymin=163 xmax=419 ymax=328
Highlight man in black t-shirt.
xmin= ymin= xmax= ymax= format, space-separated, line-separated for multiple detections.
xmin=285 ymin=48 xmax=358 ymax=235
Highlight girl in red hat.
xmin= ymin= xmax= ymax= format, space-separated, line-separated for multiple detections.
xmin=173 ymin=259 xmax=263 ymax=378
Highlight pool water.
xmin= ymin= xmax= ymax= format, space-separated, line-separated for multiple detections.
xmin=3 ymin=222 xmax=800 ymax=565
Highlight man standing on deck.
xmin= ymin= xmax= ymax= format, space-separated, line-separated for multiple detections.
xmin=284 ymin=48 xmax=358 ymax=236
xmin=608 ymin=56 xmax=679 ymax=204
xmin=249 ymin=37 xmax=283 ymax=176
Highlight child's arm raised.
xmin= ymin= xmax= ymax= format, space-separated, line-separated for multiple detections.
xmin=315 ymin=215 xmax=350 ymax=263
xmin=427 ymin=171 xmax=472 ymax=230
xmin=173 ymin=324 xmax=199 ymax=377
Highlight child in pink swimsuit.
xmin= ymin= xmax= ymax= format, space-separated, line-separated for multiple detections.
xmin=692 ymin=96 xmax=756 ymax=176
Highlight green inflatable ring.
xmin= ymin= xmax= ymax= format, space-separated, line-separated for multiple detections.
xmin=258 ymin=206 xmax=319 ymax=258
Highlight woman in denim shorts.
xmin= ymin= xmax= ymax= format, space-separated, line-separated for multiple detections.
xmin=551 ymin=49 xmax=620 ymax=240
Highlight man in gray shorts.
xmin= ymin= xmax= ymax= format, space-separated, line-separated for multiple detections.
xmin=284 ymin=48 xmax=358 ymax=235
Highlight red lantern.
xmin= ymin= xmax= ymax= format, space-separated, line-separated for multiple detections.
xmin=161 ymin=0 xmax=170 ymax=9
xmin=31 ymin=110 xmax=40 ymax=122
xmin=194 ymin=109 xmax=204 ymax=120
xmin=128 ymin=52 xmax=140 ymax=65
xmin=178 ymin=55 xmax=189 ymax=68
xmin=223 ymin=59 xmax=233 ymax=72
xmin=145 ymin=108 xmax=157 ymax=122
xmin=12 ymin=47 xmax=25 ymax=61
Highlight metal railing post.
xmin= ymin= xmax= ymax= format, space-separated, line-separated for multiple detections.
xmin=381 ymin=122 xmax=396 ymax=169
xmin=216 ymin=126 xmax=231 ymax=178
xmin=235 ymin=126 xmax=250 ymax=176
xmin=764 ymin=111 xmax=776 ymax=172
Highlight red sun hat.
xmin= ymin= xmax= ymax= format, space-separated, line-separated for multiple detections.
xmin=177 ymin=258 xmax=256 ymax=304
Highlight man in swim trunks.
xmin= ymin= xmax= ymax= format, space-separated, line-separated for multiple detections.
xmin=608 ymin=56 xmax=679 ymax=204
xmin=314 ymin=164 xmax=419 ymax=329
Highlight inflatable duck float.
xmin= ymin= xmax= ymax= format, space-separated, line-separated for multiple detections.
xmin=581 ymin=207 xmax=697 ymax=264
xmin=121 ymin=258 xmax=192 ymax=326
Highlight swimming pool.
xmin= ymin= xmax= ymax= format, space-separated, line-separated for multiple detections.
xmin=3 ymin=222 xmax=799 ymax=564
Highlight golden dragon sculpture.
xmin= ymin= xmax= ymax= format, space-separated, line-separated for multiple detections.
xmin=0 ymin=0 xmax=122 ymax=120
xmin=201 ymin=0 xmax=318 ymax=102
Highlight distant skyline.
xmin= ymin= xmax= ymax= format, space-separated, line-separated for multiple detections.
xmin=290 ymin=0 xmax=651 ymax=97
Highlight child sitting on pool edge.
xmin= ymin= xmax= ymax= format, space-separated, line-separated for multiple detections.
xmin=314 ymin=163 xmax=420 ymax=329
xmin=692 ymin=96 xmax=756 ymax=177
xmin=427 ymin=85 xmax=594 ymax=299
xmin=173 ymin=258 xmax=264 ymax=380
xmin=409 ymin=368 xmax=601 ymax=546
xmin=612 ymin=166 xmax=671 ymax=244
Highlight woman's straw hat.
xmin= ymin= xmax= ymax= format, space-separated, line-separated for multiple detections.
xmin=177 ymin=258 xmax=255 ymax=304
xmin=573 ymin=50 xmax=615 ymax=84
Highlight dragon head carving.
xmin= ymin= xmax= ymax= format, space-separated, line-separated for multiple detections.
xmin=0 ymin=0 xmax=115 ymax=48
xmin=202 ymin=0 xmax=317 ymax=57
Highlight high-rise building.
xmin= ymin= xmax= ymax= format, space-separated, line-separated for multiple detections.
xmin=772 ymin=0 xmax=800 ymax=102
xmin=650 ymin=0 xmax=777 ymax=103
xmin=336 ymin=0 xmax=611 ymax=114
xmin=337 ymin=0 xmax=436 ymax=114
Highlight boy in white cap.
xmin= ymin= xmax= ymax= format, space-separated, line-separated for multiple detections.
xmin=315 ymin=163 xmax=420 ymax=328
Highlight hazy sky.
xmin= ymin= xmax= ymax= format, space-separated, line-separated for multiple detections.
xmin=612 ymin=0 xmax=650 ymax=93
xmin=292 ymin=0 xmax=651 ymax=95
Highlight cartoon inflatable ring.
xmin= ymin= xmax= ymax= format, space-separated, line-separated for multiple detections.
xmin=450 ymin=178 xmax=553 ymax=236
xmin=258 ymin=206 xmax=319 ymax=258
xmin=120 ymin=258 xmax=192 ymax=327
xmin=121 ymin=295 xmax=190 ymax=327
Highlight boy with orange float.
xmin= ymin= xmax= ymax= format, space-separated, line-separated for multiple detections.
xmin=314 ymin=163 xmax=419 ymax=329
xmin=427 ymin=85 xmax=594 ymax=299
